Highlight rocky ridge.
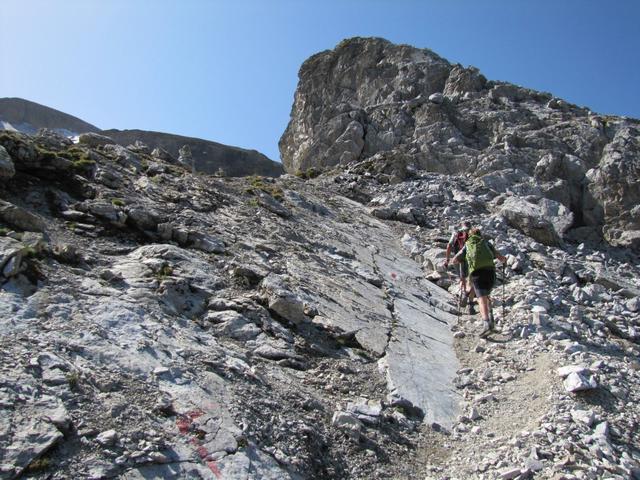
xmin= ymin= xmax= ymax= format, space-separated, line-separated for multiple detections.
xmin=280 ymin=37 xmax=640 ymax=251
xmin=0 ymin=125 xmax=639 ymax=479
xmin=0 ymin=98 xmax=283 ymax=178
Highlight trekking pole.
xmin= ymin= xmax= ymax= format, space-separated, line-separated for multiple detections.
xmin=446 ymin=263 xmax=462 ymax=323
xmin=502 ymin=263 xmax=506 ymax=322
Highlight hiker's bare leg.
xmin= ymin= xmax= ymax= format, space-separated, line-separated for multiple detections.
xmin=478 ymin=295 xmax=491 ymax=320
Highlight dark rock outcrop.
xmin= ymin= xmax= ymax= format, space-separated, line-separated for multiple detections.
xmin=1 ymin=98 xmax=284 ymax=177
xmin=0 ymin=97 xmax=100 ymax=136
xmin=102 ymin=129 xmax=283 ymax=177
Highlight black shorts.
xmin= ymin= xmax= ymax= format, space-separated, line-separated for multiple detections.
xmin=470 ymin=267 xmax=496 ymax=297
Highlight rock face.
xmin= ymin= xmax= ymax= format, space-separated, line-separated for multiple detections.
xmin=0 ymin=98 xmax=283 ymax=177
xmin=0 ymin=146 xmax=15 ymax=178
xmin=280 ymin=37 xmax=640 ymax=250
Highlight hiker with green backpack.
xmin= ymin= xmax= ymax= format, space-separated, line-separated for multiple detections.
xmin=452 ymin=227 xmax=507 ymax=337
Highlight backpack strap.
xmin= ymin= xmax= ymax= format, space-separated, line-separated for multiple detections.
xmin=455 ymin=231 xmax=468 ymax=250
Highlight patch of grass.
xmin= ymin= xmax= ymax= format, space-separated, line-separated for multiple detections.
xmin=247 ymin=198 xmax=259 ymax=207
xmin=156 ymin=264 xmax=173 ymax=280
xmin=71 ymin=158 xmax=96 ymax=170
xmin=0 ymin=227 xmax=9 ymax=236
xmin=24 ymin=456 xmax=51 ymax=473
xmin=61 ymin=146 xmax=92 ymax=161
xmin=166 ymin=165 xmax=184 ymax=176
xmin=294 ymin=167 xmax=322 ymax=180
xmin=394 ymin=405 xmax=410 ymax=417
xmin=22 ymin=246 xmax=38 ymax=258
xmin=59 ymin=146 xmax=96 ymax=171
xmin=245 ymin=175 xmax=285 ymax=201
xmin=66 ymin=371 xmax=80 ymax=390
xmin=35 ymin=146 xmax=60 ymax=162
xmin=111 ymin=198 xmax=125 ymax=207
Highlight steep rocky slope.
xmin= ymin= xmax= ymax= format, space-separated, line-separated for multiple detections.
xmin=1 ymin=125 xmax=639 ymax=479
xmin=0 ymin=98 xmax=283 ymax=177
xmin=280 ymin=37 xmax=640 ymax=251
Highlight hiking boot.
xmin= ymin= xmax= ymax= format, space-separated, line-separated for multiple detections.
xmin=459 ymin=291 xmax=468 ymax=308
xmin=479 ymin=320 xmax=492 ymax=338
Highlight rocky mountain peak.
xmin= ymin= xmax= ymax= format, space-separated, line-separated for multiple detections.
xmin=280 ymin=37 xmax=639 ymax=251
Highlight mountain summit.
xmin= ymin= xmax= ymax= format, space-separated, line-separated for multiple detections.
xmin=280 ymin=37 xmax=639 ymax=250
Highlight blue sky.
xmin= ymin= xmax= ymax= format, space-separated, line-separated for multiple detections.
xmin=2 ymin=0 xmax=639 ymax=162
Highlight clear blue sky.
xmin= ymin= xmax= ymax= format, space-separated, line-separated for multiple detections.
xmin=2 ymin=0 xmax=639 ymax=162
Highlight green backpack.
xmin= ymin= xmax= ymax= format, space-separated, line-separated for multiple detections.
xmin=465 ymin=234 xmax=495 ymax=274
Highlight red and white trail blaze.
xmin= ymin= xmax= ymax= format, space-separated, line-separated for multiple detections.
xmin=175 ymin=409 xmax=222 ymax=478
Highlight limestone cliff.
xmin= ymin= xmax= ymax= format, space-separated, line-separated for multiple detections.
xmin=280 ymin=37 xmax=640 ymax=250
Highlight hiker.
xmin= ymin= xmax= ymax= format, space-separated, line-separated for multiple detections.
xmin=444 ymin=221 xmax=474 ymax=313
xmin=452 ymin=227 xmax=507 ymax=337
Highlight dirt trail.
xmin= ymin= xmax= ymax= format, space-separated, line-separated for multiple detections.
xmin=414 ymin=312 xmax=564 ymax=479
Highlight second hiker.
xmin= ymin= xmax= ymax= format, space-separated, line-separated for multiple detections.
xmin=444 ymin=220 xmax=474 ymax=313
xmin=452 ymin=226 xmax=507 ymax=337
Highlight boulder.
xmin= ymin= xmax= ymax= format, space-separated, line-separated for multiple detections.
xmin=564 ymin=372 xmax=598 ymax=392
xmin=499 ymin=196 xmax=573 ymax=246
xmin=102 ymin=144 xmax=143 ymax=171
xmin=84 ymin=201 xmax=127 ymax=227
xmin=204 ymin=310 xmax=261 ymax=340
xmin=256 ymin=191 xmax=291 ymax=218
xmin=260 ymin=274 xmax=307 ymax=324
xmin=0 ymin=145 xmax=15 ymax=178
xmin=0 ymin=200 xmax=46 ymax=232
xmin=0 ymin=387 xmax=68 ymax=478
xmin=443 ymin=65 xmax=486 ymax=97
xmin=0 ymin=237 xmax=26 ymax=278
xmin=188 ymin=233 xmax=226 ymax=254
xmin=151 ymin=147 xmax=175 ymax=163
xmin=78 ymin=132 xmax=115 ymax=148
xmin=125 ymin=206 xmax=161 ymax=231
xmin=428 ymin=93 xmax=444 ymax=104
